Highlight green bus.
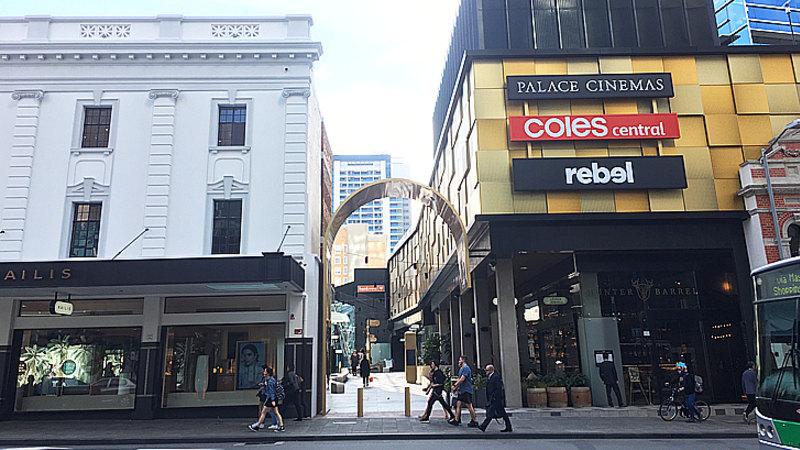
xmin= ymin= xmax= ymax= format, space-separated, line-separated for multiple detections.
xmin=754 ymin=257 xmax=800 ymax=449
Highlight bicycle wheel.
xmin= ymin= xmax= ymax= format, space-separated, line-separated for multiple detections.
xmin=695 ymin=401 xmax=711 ymax=421
xmin=659 ymin=401 xmax=678 ymax=421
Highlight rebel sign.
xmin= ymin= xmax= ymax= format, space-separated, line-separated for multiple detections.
xmin=509 ymin=114 xmax=680 ymax=141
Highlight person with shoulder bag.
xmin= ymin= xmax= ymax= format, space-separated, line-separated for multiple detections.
xmin=249 ymin=366 xmax=285 ymax=432
xmin=282 ymin=364 xmax=305 ymax=421
xmin=255 ymin=365 xmax=278 ymax=429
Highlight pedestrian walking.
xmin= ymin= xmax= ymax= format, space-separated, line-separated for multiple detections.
xmin=419 ymin=360 xmax=455 ymax=422
xmin=256 ymin=365 xmax=279 ymax=429
xmin=478 ymin=365 xmax=512 ymax=433
xmin=448 ymin=355 xmax=479 ymax=428
xmin=350 ymin=350 xmax=359 ymax=376
xmin=742 ymin=361 xmax=757 ymax=423
xmin=249 ymin=366 xmax=285 ymax=432
xmin=677 ymin=362 xmax=700 ymax=423
xmin=360 ymin=354 xmax=371 ymax=387
xmin=598 ymin=356 xmax=624 ymax=407
xmin=283 ymin=364 xmax=305 ymax=421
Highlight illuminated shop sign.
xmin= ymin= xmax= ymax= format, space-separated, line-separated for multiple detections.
xmin=512 ymin=156 xmax=687 ymax=191
xmin=509 ymin=114 xmax=680 ymax=142
xmin=507 ymin=73 xmax=673 ymax=100
xmin=357 ymin=284 xmax=385 ymax=293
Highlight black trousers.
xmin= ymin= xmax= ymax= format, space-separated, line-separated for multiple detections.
xmin=481 ymin=404 xmax=512 ymax=431
xmin=362 ymin=375 xmax=369 ymax=386
xmin=421 ymin=392 xmax=453 ymax=419
xmin=606 ymin=383 xmax=623 ymax=407
xmin=745 ymin=394 xmax=756 ymax=416
xmin=283 ymin=390 xmax=304 ymax=418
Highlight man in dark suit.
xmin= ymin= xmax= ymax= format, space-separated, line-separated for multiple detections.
xmin=599 ymin=356 xmax=624 ymax=407
xmin=478 ymin=365 xmax=512 ymax=433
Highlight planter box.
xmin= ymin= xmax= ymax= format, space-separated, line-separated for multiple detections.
xmin=473 ymin=388 xmax=487 ymax=409
xmin=546 ymin=386 xmax=568 ymax=408
xmin=526 ymin=387 xmax=547 ymax=408
xmin=569 ymin=386 xmax=592 ymax=407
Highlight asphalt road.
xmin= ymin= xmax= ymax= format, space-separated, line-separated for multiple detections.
xmin=8 ymin=438 xmax=759 ymax=450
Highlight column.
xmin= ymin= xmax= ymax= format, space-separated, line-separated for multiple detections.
xmin=472 ymin=276 xmax=493 ymax=368
xmin=437 ymin=301 xmax=450 ymax=364
xmin=494 ymin=258 xmax=522 ymax=407
xmin=281 ymin=88 xmax=311 ymax=260
xmin=133 ymin=296 xmax=163 ymax=419
xmin=141 ymin=90 xmax=179 ymax=257
xmin=459 ymin=293 xmax=476 ymax=367
xmin=449 ymin=296 xmax=462 ymax=368
xmin=0 ymin=299 xmax=16 ymax=419
xmin=0 ymin=91 xmax=43 ymax=259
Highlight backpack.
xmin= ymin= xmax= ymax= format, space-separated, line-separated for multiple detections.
xmin=694 ymin=375 xmax=704 ymax=393
xmin=275 ymin=380 xmax=286 ymax=402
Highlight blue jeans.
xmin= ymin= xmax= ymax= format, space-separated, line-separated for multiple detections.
xmin=269 ymin=409 xmax=278 ymax=425
xmin=685 ymin=393 xmax=700 ymax=419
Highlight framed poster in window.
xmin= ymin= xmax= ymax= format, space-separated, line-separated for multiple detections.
xmin=236 ymin=341 xmax=265 ymax=390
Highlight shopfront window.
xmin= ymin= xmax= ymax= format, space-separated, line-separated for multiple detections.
xmin=162 ymin=323 xmax=284 ymax=408
xmin=523 ymin=276 xmax=581 ymax=377
xmin=19 ymin=298 xmax=143 ymax=317
xmin=14 ymin=328 xmax=140 ymax=412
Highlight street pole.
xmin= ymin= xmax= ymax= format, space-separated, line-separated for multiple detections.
xmin=763 ymin=148 xmax=785 ymax=260
xmin=786 ymin=1 xmax=796 ymax=45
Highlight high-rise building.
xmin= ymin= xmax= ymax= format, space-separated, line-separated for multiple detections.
xmin=332 ymin=154 xmax=411 ymax=253
xmin=716 ymin=0 xmax=800 ymax=45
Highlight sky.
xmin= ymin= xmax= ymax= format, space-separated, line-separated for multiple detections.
xmin=3 ymin=0 xmax=462 ymax=183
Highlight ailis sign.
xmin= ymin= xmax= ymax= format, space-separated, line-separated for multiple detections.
xmin=509 ymin=114 xmax=680 ymax=142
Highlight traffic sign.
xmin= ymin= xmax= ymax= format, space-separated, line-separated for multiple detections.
xmin=369 ymin=335 xmax=378 ymax=343
xmin=368 ymin=319 xmax=381 ymax=327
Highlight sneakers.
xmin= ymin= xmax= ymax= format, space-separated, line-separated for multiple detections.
xmin=248 ymin=423 xmax=259 ymax=432
xmin=500 ymin=428 xmax=512 ymax=433
xmin=268 ymin=424 xmax=279 ymax=429
xmin=467 ymin=420 xmax=479 ymax=428
xmin=258 ymin=423 xmax=265 ymax=429
xmin=275 ymin=425 xmax=285 ymax=432
xmin=478 ymin=424 xmax=486 ymax=432
xmin=743 ymin=412 xmax=749 ymax=423
xmin=419 ymin=417 xmax=430 ymax=423
xmin=448 ymin=418 xmax=461 ymax=426
xmin=294 ymin=418 xmax=303 ymax=422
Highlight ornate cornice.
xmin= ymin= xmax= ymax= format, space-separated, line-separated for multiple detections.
xmin=282 ymin=88 xmax=310 ymax=98
xmin=11 ymin=90 xmax=44 ymax=101
xmin=148 ymin=89 xmax=179 ymax=100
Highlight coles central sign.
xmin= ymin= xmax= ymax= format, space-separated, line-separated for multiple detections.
xmin=509 ymin=114 xmax=680 ymax=142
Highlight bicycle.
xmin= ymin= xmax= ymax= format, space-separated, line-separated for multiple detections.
xmin=658 ymin=386 xmax=711 ymax=422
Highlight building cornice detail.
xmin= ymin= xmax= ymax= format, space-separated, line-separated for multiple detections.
xmin=148 ymin=89 xmax=179 ymax=100
xmin=11 ymin=90 xmax=43 ymax=101
xmin=282 ymin=88 xmax=310 ymax=98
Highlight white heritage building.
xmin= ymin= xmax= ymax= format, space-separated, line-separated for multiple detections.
xmin=0 ymin=16 xmax=324 ymax=419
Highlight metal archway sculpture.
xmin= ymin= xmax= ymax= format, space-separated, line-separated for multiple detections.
xmin=318 ymin=178 xmax=471 ymax=414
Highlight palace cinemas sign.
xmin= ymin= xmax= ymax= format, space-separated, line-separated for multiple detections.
xmin=507 ymin=73 xmax=674 ymax=100
xmin=512 ymin=156 xmax=687 ymax=191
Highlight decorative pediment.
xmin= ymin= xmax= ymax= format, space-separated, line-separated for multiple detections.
xmin=207 ymin=175 xmax=248 ymax=200
xmin=66 ymin=177 xmax=110 ymax=202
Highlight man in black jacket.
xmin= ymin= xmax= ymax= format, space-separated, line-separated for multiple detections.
xmin=599 ymin=357 xmax=624 ymax=407
xmin=419 ymin=361 xmax=455 ymax=422
xmin=478 ymin=365 xmax=512 ymax=433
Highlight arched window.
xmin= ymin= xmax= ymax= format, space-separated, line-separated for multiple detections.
xmin=789 ymin=224 xmax=800 ymax=257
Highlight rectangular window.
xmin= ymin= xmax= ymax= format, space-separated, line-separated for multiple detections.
xmin=70 ymin=203 xmax=102 ymax=258
xmin=217 ymin=106 xmax=246 ymax=146
xmin=212 ymin=199 xmax=242 ymax=254
xmin=334 ymin=257 xmax=341 ymax=264
xmin=81 ymin=107 xmax=112 ymax=148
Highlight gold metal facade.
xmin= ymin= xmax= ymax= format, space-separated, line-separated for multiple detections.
xmin=388 ymin=51 xmax=800 ymax=320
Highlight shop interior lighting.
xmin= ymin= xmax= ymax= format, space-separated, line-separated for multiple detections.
xmin=206 ymin=283 xmax=279 ymax=291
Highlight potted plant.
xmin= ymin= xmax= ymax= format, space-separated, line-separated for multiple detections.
xmin=543 ymin=373 xmax=568 ymax=408
xmin=566 ymin=373 xmax=592 ymax=407
xmin=524 ymin=373 xmax=547 ymax=408
xmin=472 ymin=369 xmax=488 ymax=409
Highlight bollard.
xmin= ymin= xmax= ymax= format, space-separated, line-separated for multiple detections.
xmin=404 ymin=386 xmax=411 ymax=417
xmin=358 ymin=387 xmax=364 ymax=417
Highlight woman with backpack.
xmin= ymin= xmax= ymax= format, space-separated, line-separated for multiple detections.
xmin=249 ymin=366 xmax=285 ymax=432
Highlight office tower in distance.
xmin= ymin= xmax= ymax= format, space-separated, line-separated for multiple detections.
xmin=332 ymin=155 xmax=411 ymax=255
xmin=716 ymin=0 xmax=800 ymax=45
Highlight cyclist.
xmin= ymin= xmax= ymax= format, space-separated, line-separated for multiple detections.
xmin=676 ymin=362 xmax=700 ymax=423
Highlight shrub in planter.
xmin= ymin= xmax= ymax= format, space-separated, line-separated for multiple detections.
xmin=566 ymin=373 xmax=592 ymax=408
xmin=542 ymin=374 xmax=568 ymax=408
xmin=524 ymin=375 xmax=547 ymax=408
xmin=472 ymin=370 xmax=488 ymax=408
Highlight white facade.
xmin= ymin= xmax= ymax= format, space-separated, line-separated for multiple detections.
xmin=0 ymin=16 xmax=323 ymax=418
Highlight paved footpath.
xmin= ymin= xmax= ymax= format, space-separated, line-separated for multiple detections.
xmin=0 ymin=413 xmax=756 ymax=446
